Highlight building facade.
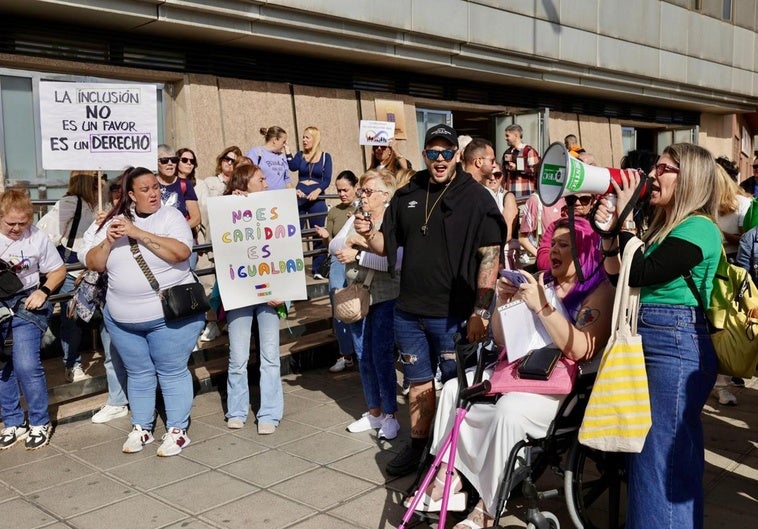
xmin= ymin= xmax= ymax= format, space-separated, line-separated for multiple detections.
xmin=0 ymin=0 xmax=756 ymax=197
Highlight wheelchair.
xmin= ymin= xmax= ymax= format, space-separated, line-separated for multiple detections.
xmin=401 ymin=338 xmax=627 ymax=529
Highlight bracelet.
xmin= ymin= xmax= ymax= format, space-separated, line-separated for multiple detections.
xmin=537 ymin=301 xmax=551 ymax=315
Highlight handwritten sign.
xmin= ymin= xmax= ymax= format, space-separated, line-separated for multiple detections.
xmin=39 ymin=82 xmax=158 ymax=170
xmin=207 ymin=189 xmax=307 ymax=310
xmin=359 ymin=120 xmax=396 ymax=146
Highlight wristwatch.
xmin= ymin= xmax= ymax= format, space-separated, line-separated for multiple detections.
xmin=473 ymin=308 xmax=491 ymax=319
xmin=39 ymin=285 xmax=52 ymax=297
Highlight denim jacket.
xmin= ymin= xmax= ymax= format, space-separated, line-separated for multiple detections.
xmin=1 ymin=287 xmax=53 ymax=333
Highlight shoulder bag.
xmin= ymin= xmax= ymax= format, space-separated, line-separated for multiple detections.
xmin=333 ymin=269 xmax=375 ymax=324
xmin=0 ymin=259 xmax=23 ymax=299
xmin=578 ymin=237 xmax=652 ymax=453
xmin=128 ymin=237 xmax=209 ymax=321
xmin=57 ymin=197 xmax=83 ymax=264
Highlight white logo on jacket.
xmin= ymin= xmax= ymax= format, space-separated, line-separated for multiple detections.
xmin=407 ymin=201 xmax=418 ymax=208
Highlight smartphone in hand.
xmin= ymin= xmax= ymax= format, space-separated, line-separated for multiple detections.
xmin=499 ymin=269 xmax=528 ymax=285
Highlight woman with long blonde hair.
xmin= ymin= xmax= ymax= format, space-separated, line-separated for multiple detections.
xmin=598 ymin=143 xmax=720 ymax=529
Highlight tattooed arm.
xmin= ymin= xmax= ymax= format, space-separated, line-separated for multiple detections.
xmin=467 ymin=244 xmax=501 ymax=342
xmin=122 ymin=218 xmax=192 ymax=264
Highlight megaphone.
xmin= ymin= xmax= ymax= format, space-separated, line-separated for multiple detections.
xmin=537 ymin=142 xmax=650 ymax=206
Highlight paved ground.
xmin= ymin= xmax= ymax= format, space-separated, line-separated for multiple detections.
xmin=0 ymin=369 xmax=756 ymax=529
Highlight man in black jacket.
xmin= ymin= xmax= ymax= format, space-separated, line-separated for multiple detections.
xmin=355 ymin=124 xmax=506 ymax=476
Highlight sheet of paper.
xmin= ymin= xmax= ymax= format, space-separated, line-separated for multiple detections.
xmin=497 ymin=286 xmax=568 ymax=362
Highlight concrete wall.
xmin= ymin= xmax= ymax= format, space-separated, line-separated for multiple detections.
xmin=549 ymin=112 xmax=624 ymax=167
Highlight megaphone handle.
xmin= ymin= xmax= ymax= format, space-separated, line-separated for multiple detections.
xmin=590 ymin=172 xmax=647 ymax=238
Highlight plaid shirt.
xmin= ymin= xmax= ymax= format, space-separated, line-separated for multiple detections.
xmin=502 ymin=144 xmax=541 ymax=198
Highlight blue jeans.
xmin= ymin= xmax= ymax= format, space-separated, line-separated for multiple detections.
xmin=394 ymin=309 xmax=463 ymax=384
xmin=226 ymin=304 xmax=283 ymax=425
xmin=328 ymin=259 xmax=354 ymax=357
xmin=103 ymin=306 xmax=203 ymax=430
xmin=350 ymin=299 xmax=398 ymax=414
xmin=627 ymin=304 xmax=717 ymax=529
xmin=0 ymin=314 xmax=49 ymax=427
xmin=100 ymin=325 xmax=128 ymax=407
xmin=298 ymin=185 xmax=328 ymax=274
xmin=59 ymin=275 xmax=82 ymax=369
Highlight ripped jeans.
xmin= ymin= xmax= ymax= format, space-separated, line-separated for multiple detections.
xmin=394 ymin=309 xmax=463 ymax=384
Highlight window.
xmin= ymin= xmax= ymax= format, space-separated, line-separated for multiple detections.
xmin=0 ymin=68 xmax=165 ymax=199
xmin=722 ymin=0 xmax=732 ymax=20
xmin=416 ymin=108 xmax=453 ymax=167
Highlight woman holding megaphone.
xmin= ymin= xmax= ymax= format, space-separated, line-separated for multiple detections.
xmin=595 ymin=143 xmax=720 ymax=529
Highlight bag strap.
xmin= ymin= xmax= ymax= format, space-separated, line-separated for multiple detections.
xmin=361 ymin=269 xmax=375 ymax=288
xmin=63 ymin=197 xmax=83 ymax=249
xmin=610 ymin=237 xmax=644 ymax=335
xmin=128 ymin=237 xmax=161 ymax=294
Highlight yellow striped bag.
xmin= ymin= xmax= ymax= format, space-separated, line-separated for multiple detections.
xmin=578 ymin=237 xmax=651 ymax=453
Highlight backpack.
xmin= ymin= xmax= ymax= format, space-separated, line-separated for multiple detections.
xmin=742 ymin=198 xmax=758 ymax=232
xmin=685 ymin=249 xmax=758 ymax=377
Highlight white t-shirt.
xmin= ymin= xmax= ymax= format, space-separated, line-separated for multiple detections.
xmin=717 ymin=194 xmax=752 ymax=254
xmin=0 ymin=225 xmax=64 ymax=292
xmin=88 ymin=206 xmax=195 ymax=323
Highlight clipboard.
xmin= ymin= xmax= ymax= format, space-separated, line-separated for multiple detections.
xmin=496 ymin=286 xmax=569 ymax=363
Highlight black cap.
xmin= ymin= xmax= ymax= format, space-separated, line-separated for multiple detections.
xmin=424 ymin=124 xmax=458 ymax=147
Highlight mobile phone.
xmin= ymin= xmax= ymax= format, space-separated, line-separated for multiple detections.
xmin=499 ymin=269 xmax=528 ymax=285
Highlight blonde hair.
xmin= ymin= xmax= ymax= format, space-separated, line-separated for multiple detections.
xmin=395 ymin=168 xmax=416 ymax=189
xmin=644 ymin=143 xmax=719 ymax=245
xmin=66 ymin=170 xmax=100 ymax=209
xmin=302 ymin=126 xmax=322 ymax=162
xmin=0 ymin=189 xmax=34 ymax=219
xmin=715 ymin=164 xmax=749 ymax=216
xmin=359 ymin=169 xmax=397 ymax=201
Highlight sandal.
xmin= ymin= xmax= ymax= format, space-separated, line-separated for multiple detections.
xmin=453 ymin=505 xmax=494 ymax=529
xmin=403 ymin=473 xmax=467 ymax=512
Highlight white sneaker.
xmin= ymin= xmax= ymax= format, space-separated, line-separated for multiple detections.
xmin=65 ymin=365 xmax=87 ymax=383
xmin=434 ymin=378 xmax=444 ymax=391
xmin=92 ymin=405 xmax=129 ymax=424
xmin=715 ymin=387 xmax=737 ymax=406
xmin=199 ymin=322 xmax=221 ymax=342
xmin=347 ymin=412 xmax=384 ymax=433
xmin=329 ymin=357 xmax=354 ymax=373
xmin=378 ymin=414 xmax=400 ymax=440
xmin=122 ymin=425 xmax=154 ymax=453
xmin=313 ymin=273 xmax=326 ymax=280
xmin=157 ymin=427 xmax=190 ymax=457
xmin=400 ymin=380 xmax=411 ymax=397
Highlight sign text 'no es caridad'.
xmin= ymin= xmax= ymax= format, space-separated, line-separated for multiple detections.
xmin=39 ymin=82 xmax=158 ymax=170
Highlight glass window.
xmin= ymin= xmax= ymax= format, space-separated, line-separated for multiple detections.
xmin=416 ymin=108 xmax=453 ymax=167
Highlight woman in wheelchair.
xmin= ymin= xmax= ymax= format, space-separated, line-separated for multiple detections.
xmin=407 ymin=217 xmax=614 ymax=528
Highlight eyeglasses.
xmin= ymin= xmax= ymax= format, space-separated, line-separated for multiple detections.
xmin=424 ymin=149 xmax=456 ymax=162
xmin=222 ymin=156 xmax=236 ymax=164
xmin=179 ymin=157 xmax=196 ymax=165
xmin=653 ymin=163 xmax=680 ymax=177
xmin=491 ymin=172 xmax=504 ymax=178
xmin=158 ymin=156 xmax=179 ymax=164
xmin=357 ymin=188 xmax=387 ymax=197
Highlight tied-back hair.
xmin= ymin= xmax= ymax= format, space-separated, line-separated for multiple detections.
xmin=66 ymin=170 xmax=100 ymax=209
xmin=97 ymin=167 xmax=154 ymax=232
xmin=302 ymin=126 xmax=322 ymax=163
xmin=544 ymin=217 xmax=605 ymax=315
xmin=335 ymin=169 xmax=358 ymax=188
xmin=224 ymin=163 xmax=263 ymax=195
xmin=260 ymin=126 xmax=286 ymax=143
xmin=644 ymin=143 xmax=719 ymax=246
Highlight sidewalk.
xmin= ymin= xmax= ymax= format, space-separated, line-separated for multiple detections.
xmin=1 ymin=368 xmax=755 ymax=529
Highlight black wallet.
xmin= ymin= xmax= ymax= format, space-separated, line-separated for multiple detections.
xmin=517 ymin=346 xmax=562 ymax=380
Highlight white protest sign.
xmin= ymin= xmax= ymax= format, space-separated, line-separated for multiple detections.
xmin=359 ymin=120 xmax=396 ymax=146
xmin=207 ymin=189 xmax=307 ymax=311
xmin=39 ymin=82 xmax=158 ymax=170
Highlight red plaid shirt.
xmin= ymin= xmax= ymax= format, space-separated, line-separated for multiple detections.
xmin=502 ymin=144 xmax=541 ymax=198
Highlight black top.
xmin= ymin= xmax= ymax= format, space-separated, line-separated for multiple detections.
xmin=616 ymin=231 xmax=703 ymax=287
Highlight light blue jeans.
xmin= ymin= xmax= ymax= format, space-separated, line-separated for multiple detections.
xmin=627 ymin=304 xmax=717 ymax=529
xmin=328 ymin=258 xmax=354 ymax=357
xmin=100 ymin=325 xmax=128 ymax=407
xmin=59 ymin=275 xmax=82 ymax=369
xmin=350 ymin=299 xmax=398 ymax=415
xmin=226 ymin=304 xmax=283 ymax=425
xmin=103 ymin=306 xmax=203 ymax=430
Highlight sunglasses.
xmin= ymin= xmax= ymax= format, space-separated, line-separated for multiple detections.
xmin=575 ymin=196 xmax=593 ymax=206
xmin=158 ymin=156 xmax=179 ymax=164
xmin=424 ymin=149 xmax=456 ymax=162
xmin=652 ymin=163 xmax=680 ymax=177
xmin=222 ymin=156 xmax=236 ymax=164
xmin=179 ymin=157 xmax=196 ymax=165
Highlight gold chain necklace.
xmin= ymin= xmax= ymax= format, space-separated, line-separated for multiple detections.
xmin=422 ymin=179 xmax=452 ymax=236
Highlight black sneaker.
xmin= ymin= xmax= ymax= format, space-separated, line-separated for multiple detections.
xmin=0 ymin=421 xmax=29 ymax=450
xmin=386 ymin=443 xmax=424 ymax=476
xmin=25 ymin=423 xmax=52 ymax=450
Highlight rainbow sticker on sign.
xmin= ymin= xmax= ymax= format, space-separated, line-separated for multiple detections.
xmin=365 ymin=129 xmax=390 ymax=145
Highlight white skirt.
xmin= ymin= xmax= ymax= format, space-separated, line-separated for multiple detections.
xmin=430 ymin=370 xmax=564 ymax=516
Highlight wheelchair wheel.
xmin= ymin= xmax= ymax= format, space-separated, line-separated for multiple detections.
xmin=526 ymin=511 xmax=560 ymax=529
xmin=564 ymin=440 xmax=626 ymax=529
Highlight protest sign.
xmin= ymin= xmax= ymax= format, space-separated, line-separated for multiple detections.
xmin=359 ymin=120 xmax=396 ymax=146
xmin=207 ymin=189 xmax=307 ymax=311
xmin=39 ymin=82 xmax=158 ymax=170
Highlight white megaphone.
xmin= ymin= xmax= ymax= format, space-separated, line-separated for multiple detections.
xmin=537 ymin=142 xmax=649 ymax=206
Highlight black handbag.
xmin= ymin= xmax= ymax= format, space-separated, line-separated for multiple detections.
xmin=128 ymin=237 xmax=209 ymax=321
xmin=57 ymin=196 xmax=82 ymax=264
xmin=0 ymin=260 xmax=23 ymax=299
xmin=517 ymin=346 xmax=562 ymax=381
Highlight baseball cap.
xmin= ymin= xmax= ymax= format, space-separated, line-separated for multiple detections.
xmin=424 ymin=124 xmax=458 ymax=147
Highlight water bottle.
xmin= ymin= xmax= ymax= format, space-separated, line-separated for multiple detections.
xmin=596 ymin=193 xmax=617 ymax=231
xmin=276 ymin=304 xmax=288 ymax=320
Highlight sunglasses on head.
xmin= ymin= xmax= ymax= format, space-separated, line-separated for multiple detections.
xmin=652 ymin=163 xmax=680 ymax=177
xmin=179 ymin=157 xmax=196 ymax=165
xmin=424 ymin=149 xmax=456 ymax=162
xmin=158 ymin=156 xmax=179 ymax=164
